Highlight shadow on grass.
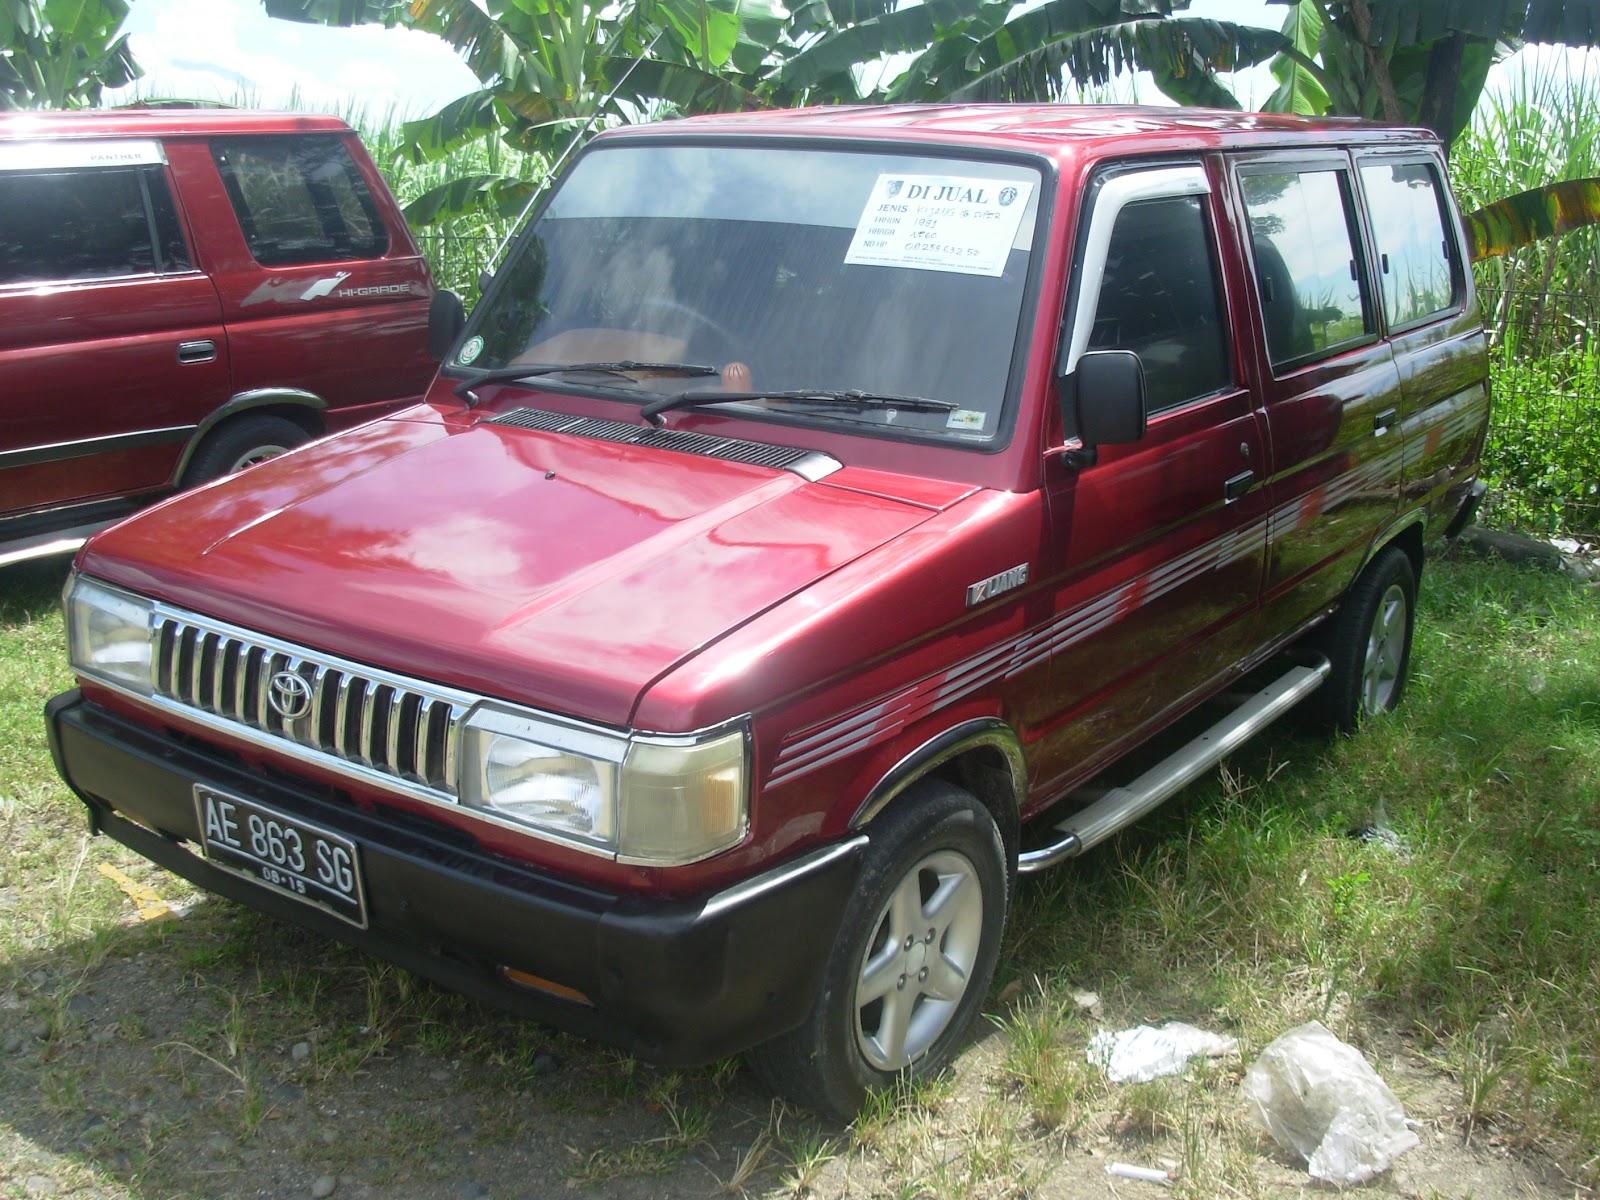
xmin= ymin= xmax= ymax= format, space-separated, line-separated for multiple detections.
xmin=0 ymin=897 xmax=802 ymax=1200
xmin=0 ymin=555 xmax=73 ymax=619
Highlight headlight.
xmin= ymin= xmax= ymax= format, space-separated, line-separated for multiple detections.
xmin=64 ymin=574 xmax=155 ymax=695
xmin=460 ymin=706 xmax=748 ymax=864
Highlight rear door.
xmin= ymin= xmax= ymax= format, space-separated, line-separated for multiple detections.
xmin=183 ymin=133 xmax=434 ymax=428
xmin=0 ymin=142 xmax=229 ymax=522
xmin=1030 ymin=161 xmax=1270 ymax=797
xmin=1354 ymin=150 xmax=1489 ymax=534
xmin=1232 ymin=153 xmax=1404 ymax=639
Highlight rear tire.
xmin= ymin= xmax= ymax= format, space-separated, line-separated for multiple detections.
xmin=183 ymin=415 xmax=311 ymax=487
xmin=1299 ymin=545 xmax=1416 ymax=732
xmin=745 ymin=781 xmax=1008 ymax=1119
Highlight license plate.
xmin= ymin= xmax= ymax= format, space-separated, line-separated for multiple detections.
xmin=194 ymin=785 xmax=367 ymax=928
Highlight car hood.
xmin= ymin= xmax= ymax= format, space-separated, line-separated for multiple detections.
xmin=81 ymin=410 xmax=955 ymax=727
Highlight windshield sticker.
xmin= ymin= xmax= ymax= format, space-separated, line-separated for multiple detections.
xmin=845 ymin=175 xmax=1034 ymax=278
xmin=946 ymin=409 xmax=987 ymax=431
xmin=458 ymin=335 xmax=485 ymax=365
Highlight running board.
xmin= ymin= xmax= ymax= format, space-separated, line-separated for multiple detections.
xmin=1017 ymin=659 xmax=1331 ymax=875
xmin=0 ymin=519 xmax=121 ymax=569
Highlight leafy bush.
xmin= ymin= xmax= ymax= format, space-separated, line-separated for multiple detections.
xmin=1481 ymin=346 xmax=1600 ymax=535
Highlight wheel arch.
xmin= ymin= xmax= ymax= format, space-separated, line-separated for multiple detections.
xmin=849 ymin=719 xmax=1026 ymax=881
xmin=1362 ymin=512 xmax=1426 ymax=585
xmin=172 ymin=388 xmax=328 ymax=485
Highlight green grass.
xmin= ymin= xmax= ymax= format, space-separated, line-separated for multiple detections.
xmin=4 ymin=550 xmax=1600 ymax=1192
xmin=998 ymin=549 xmax=1600 ymax=1163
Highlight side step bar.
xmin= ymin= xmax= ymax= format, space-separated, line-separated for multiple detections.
xmin=0 ymin=519 xmax=121 ymax=569
xmin=1017 ymin=658 xmax=1331 ymax=875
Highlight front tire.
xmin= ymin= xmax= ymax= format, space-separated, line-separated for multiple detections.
xmin=1300 ymin=545 xmax=1417 ymax=732
xmin=745 ymin=781 xmax=1008 ymax=1118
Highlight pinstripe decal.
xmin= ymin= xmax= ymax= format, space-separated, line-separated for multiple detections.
xmin=767 ymin=393 xmax=1489 ymax=788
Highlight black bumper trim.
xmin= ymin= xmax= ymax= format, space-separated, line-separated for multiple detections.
xmin=46 ymin=690 xmax=863 ymax=1065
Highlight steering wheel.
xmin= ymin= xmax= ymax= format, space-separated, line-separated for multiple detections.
xmin=634 ymin=297 xmax=740 ymax=362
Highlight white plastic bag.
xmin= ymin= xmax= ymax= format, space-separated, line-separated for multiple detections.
xmin=1086 ymin=1021 xmax=1238 ymax=1084
xmin=1242 ymin=1021 xmax=1419 ymax=1187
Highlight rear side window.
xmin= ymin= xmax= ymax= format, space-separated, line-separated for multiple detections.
xmin=0 ymin=165 xmax=191 ymax=285
xmin=1240 ymin=166 xmax=1373 ymax=369
xmin=1087 ymin=194 xmax=1230 ymax=414
xmin=212 ymin=136 xmax=387 ymax=266
xmin=1360 ymin=160 xmax=1460 ymax=328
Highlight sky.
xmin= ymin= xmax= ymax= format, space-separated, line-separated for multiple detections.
xmin=102 ymin=0 xmax=1596 ymax=122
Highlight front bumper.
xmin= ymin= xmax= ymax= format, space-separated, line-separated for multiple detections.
xmin=46 ymin=690 xmax=863 ymax=1065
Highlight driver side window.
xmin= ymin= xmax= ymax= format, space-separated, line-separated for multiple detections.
xmin=1088 ymin=195 xmax=1231 ymax=415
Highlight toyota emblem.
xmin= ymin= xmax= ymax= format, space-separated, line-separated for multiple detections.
xmin=267 ymin=670 xmax=313 ymax=720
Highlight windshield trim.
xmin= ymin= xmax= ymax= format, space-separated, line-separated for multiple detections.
xmin=445 ymin=132 xmax=1058 ymax=456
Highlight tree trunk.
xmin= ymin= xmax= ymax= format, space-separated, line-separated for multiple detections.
xmin=1342 ymin=0 xmax=1404 ymax=124
xmin=1418 ymin=31 xmax=1471 ymax=154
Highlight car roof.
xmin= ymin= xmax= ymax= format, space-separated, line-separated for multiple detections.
xmin=0 ymin=108 xmax=353 ymax=141
xmin=607 ymin=103 xmax=1434 ymax=157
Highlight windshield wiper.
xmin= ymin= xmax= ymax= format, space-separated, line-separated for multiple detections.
xmin=639 ymin=388 xmax=958 ymax=427
xmin=451 ymin=361 xmax=720 ymax=403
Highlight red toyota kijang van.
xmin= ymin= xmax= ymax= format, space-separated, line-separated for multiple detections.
xmin=47 ymin=105 xmax=1488 ymax=1116
xmin=0 ymin=108 xmax=436 ymax=567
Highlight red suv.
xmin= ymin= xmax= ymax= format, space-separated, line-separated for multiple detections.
xmin=46 ymin=105 xmax=1489 ymax=1116
xmin=0 ymin=108 xmax=436 ymax=567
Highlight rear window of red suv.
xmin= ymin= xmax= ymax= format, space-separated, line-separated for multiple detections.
xmin=211 ymin=135 xmax=388 ymax=266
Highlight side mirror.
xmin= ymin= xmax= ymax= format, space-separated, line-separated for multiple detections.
xmin=1059 ymin=349 xmax=1147 ymax=467
xmin=477 ymin=268 xmax=494 ymax=296
xmin=427 ymin=289 xmax=466 ymax=362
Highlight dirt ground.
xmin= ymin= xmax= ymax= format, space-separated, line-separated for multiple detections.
xmin=0 ymin=885 xmax=1583 ymax=1200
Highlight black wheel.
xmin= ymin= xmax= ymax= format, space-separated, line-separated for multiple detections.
xmin=1299 ymin=545 xmax=1417 ymax=732
xmin=745 ymin=781 xmax=1008 ymax=1119
xmin=182 ymin=415 xmax=311 ymax=487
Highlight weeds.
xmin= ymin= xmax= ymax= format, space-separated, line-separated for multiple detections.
xmin=7 ymin=537 xmax=1600 ymax=1188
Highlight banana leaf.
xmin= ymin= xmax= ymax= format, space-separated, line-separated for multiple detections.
xmin=1465 ymin=178 xmax=1600 ymax=263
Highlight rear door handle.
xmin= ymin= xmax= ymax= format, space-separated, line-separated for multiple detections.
xmin=1224 ymin=469 xmax=1255 ymax=503
xmin=1374 ymin=407 xmax=1399 ymax=435
xmin=177 ymin=339 xmax=217 ymax=364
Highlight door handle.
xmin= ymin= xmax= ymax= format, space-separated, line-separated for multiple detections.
xmin=1224 ymin=469 xmax=1255 ymax=503
xmin=177 ymin=339 xmax=217 ymax=364
xmin=1374 ymin=407 xmax=1399 ymax=436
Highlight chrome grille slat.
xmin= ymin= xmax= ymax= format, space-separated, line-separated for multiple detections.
xmin=414 ymin=696 xmax=436 ymax=784
xmin=232 ymin=642 xmax=250 ymax=721
xmin=385 ymin=688 xmax=405 ymax=774
xmin=151 ymin=611 xmax=468 ymax=800
xmin=309 ymin=663 xmax=329 ymax=748
xmin=442 ymin=703 xmax=462 ymax=786
xmin=335 ymin=674 xmax=355 ymax=752
xmin=207 ymin=636 xmax=226 ymax=713
xmin=255 ymin=651 xmax=275 ymax=731
xmin=359 ymin=684 xmax=378 ymax=765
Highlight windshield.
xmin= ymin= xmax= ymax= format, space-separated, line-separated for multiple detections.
xmin=457 ymin=142 xmax=1043 ymax=445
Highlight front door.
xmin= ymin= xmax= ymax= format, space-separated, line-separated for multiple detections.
xmin=1030 ymin=161 xmax=1269 ymax=802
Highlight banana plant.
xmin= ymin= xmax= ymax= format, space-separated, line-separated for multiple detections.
xmin=0 ymin=0 xmax=141 ymax=109
xmin=265 ymin=0 xmax=787 ymax=224
xmin=885 ymin=7 xmax=1294 ymax=107
xmin=1465 ymin=179 xmax=1600 ymax=264
xmin=1255 ymin=0 xmax=1600 ymax=151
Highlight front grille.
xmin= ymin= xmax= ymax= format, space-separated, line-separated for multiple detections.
xmin=153 ymin=614 xmax=468 ymax=796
